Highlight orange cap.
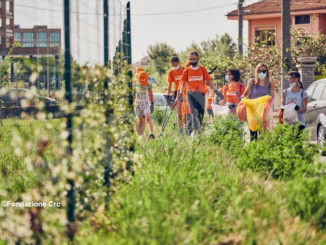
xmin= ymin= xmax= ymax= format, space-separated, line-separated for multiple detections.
xmin=138 ymin=71 xmax=148 ymax=86
xmin=136 ymin=67 xmax=144 ymax=74
xmin=208 ymin=97 xmax=213 ymax=103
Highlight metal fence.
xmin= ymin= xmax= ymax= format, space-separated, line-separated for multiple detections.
xmin=0 ymin=0 xmax=132 ymax=96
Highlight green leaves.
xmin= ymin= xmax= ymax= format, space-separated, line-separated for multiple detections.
xmin=237 ymin=124 xmax=317 ymax=179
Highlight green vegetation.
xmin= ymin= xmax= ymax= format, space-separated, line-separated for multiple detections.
xmin=2 ymin=115 xmax=326 ymax=244
xmin=237 ymin=124 xmax=318 ymax=179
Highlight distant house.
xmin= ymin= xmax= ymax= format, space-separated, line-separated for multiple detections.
xmin=227 ymin=0 xmax=326 ymax=46
xmin=133 ymin=56 xmax=149 ymax=68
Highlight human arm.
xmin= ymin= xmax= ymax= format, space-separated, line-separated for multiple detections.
xmin=243 ymin=79 xmax=254 ymax=98
xmin=270 ymin=82 xmax=275 ymax=99
xmin=296 ymin=98 xmax=308 ymax=113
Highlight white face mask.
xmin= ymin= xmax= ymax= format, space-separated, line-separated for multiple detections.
xmin=258 ymin=72 xmax=267 ymax=80
xmin=225 ymin=74 xmax=230 ymax=82
xmin=290 ymin=82 xmax=296 ymax=88
xmin=173 ymin=66 xmax=180 ymax=70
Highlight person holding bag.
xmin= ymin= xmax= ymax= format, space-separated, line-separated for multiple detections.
xmin=280 ymin=71 xmax=308 ymax=131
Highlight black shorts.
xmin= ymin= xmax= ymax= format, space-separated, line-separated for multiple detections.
xmin=207 ymin=109 xmax=214 ymax=117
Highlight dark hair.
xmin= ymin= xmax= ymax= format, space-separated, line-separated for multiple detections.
xmin=189 ymin=50 xmax=199 ymax=57
xmin=227 ymin=68 xmax=240 ymax=82
xmin=288 ymin=71 xmax=303 ymax=89
xmin=170 ymin=54 xmax=179 ymax=63
xmin=288 ymin=71 xmax=300 ymax=79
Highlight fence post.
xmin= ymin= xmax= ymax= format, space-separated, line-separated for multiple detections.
xmin=104 ymin=0 xmax=109 ymax=88
xmin=64 ymin=0 xmax=75 ymax=241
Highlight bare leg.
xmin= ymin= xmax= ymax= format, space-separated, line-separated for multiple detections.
xmin=145 ymin=113 xmax=154 ymax=135
xmin=137 ymin=117 xmax=145 ymax=136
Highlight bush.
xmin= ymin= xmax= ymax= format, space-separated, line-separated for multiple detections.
xmin=209 ymin=115 xmax=245 ymax=155
xmin=236 ymin=124 xmax=318 ymax=179
xmin=152 ymin=107 xmax=166 ymax=126
xmin=286 ymin=176 xmax=326 ymax=228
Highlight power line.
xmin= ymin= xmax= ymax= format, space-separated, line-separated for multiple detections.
xmin=132 ymin=3 xmax=238 ymax=16
xmin=15 ymin=2 xmax=239 ymax=17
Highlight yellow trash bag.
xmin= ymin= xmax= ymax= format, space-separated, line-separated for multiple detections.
xmin=241 ymin=95 xmax=273 ymax=132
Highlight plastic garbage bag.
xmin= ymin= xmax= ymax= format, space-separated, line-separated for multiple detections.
xmin=241 ymin=95 xmax=273 ymax=132
xmin=236 ymin=101 xmax=247 ymax=122
xmin=212 ymin=104 xmax=230 ymax=116
xmin=281 ymin=103 xmax=298 ymax=125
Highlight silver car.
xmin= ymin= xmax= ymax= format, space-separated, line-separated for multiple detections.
xmin=305 ymin=79 xmax=326 ymax=148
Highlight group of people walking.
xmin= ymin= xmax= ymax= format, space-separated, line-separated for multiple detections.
xmin=133 ymin=50 xmax=308 ymax=141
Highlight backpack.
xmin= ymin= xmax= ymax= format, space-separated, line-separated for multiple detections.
xmin=224 ymin=83 xmax=244 ymax=102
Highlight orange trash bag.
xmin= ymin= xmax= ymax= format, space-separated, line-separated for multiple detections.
xmin=241 ymin=95 xmax=273 ymax=132
xmin=236 ymin=101 xmax=247 ymax=122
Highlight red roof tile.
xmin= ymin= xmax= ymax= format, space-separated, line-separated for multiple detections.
xmin=227 ymin=0 xmax=326 ymax=17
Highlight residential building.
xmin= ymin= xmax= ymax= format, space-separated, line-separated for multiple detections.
xmin=0 ymin=0 xmax=61 ymax=56
xmin=0 ymin=0 xmax=14 ymax=53
xmin=13 ymin=25 xmax=61 ymax=56
xmin=227 ymin=0 xmax=326 ymax=46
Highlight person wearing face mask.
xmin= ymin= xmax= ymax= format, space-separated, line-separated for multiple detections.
xmin=281 ymin=71 xmax=308 ymax=131
xmin=219 ymin=68 xmax=245 ymax=114
xmin=178 ymin=50 xmax=221 ymax=136
xmin=243 ymin=63 xmax=275 ymax=141
xmin=167 ymin=54 xmax=185 ymax=134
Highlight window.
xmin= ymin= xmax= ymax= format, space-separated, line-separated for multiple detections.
xmin=6 ymin=37 xmax=10 ymax=47
xmin=255 ymin=29 xmax=276 ymax=46
xmin=312 ymin=82 xmax=326 ymax=100
xmin=37 ymin=32 xmax=47 ymax=47
xmin=14 ymin=32 xmax=21 ymax=43
xmin=49 ymin=32 xmax=60 ymax=47
xmin=295 ymin=15 xmax=310 ymax=25
xmin=23 ymin=32 xmax=34 ymax=47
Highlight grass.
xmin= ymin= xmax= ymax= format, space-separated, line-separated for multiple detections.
xmin=78 ymin=122 xmax=326 ymax=244
xmin=1 ymin=117 xmax=326 ymax=244
xmin=0 ymin=118 xmax=62 ymax=196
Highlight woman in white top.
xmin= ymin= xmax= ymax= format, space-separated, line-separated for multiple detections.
xmin=281 ymin=71 xmax=308 ymax=131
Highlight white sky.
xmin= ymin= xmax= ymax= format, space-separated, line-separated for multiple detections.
xmin=14 ymin=0 xmax=259 ymax=64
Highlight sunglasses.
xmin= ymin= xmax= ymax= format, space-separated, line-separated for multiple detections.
xmin=258 ymin=70 xmax=267 ymax=73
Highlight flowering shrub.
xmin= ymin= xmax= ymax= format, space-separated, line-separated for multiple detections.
xmin=0 ymin=65 xmax=137 ymax=243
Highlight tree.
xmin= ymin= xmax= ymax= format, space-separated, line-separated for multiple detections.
xmin=147 ymin=43 xmax=175 ymax=77
xmin=200 ymin=33 xmax=236 ymax=57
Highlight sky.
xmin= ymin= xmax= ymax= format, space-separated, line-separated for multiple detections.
xmin=14 ymin=0 xmax=260 ymax=64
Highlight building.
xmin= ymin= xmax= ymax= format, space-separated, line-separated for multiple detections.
xmin=227 ymin=0 xmax=326 ymax=46
xmin=0 ymin=0 xmax=61 ymax=57
xmin=13 ymin=25 xmax=61 ymax=56
xmin=0 ymin=0 xmax=14 ymax=53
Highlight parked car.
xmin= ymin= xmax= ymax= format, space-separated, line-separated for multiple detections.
xmin=153 ymin=93 xmax=170 ymax=111
xmin=305 ymin=78 xmax=326 ymax=148
xmin=0 ymin=88 xmax=57 ymax=108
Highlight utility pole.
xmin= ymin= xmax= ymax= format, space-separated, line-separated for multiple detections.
xmin=238 ymin=0 xmax=244 ymax=56
xmin=282 ymin=0 xmax=291 ymax=90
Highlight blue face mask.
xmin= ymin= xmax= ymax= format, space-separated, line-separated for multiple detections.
xmin=258 ymin=72 xmax=267 ymax=80
xmin=290 ymin=82 xmax=296 ymax=88
xmin=225 ymin=74 xmax=230 ymax=82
